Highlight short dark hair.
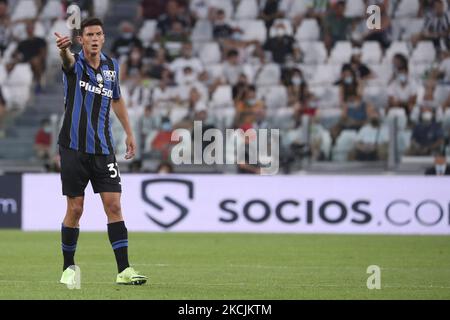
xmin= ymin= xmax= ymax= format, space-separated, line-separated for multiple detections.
xmin=80 ymin=18 xmax=104 ymax=35
xmin=227 ymin=49 xmax=239 ymax=58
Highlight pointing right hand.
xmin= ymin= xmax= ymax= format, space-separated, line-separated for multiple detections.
xmin=55 ymin=32 xmax=72 ymax=51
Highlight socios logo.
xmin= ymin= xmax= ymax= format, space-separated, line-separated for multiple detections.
xmin=141 ymin=179 xmax=194 ymax=229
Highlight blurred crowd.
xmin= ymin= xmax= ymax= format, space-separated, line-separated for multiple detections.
xmin=1 ymin=0 xmax=450 ymax=173
xmin=111 ymin=0 xmax=450 ymax=170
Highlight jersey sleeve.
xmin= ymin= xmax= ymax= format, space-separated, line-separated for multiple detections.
xmin=112 ymin=59 xmax=122 ymax=100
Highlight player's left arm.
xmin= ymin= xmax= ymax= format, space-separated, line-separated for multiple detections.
xmin=112 ymin=97 xmax=136 ymax=160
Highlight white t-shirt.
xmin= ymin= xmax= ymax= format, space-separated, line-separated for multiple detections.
xmin=170 ymin=57 xmax=204 ymax=79
xmin=190 ymin=0 xmax=211 ymax=19
xmin=152 ymin=85 xmax=175 ymax=105
xmin=387 ymin=80 xmax=418 ymax=103
xmin=357 ymin=124 xmax=389 ymax=146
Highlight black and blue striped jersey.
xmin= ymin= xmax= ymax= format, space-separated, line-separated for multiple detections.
xmin=58 ymin=50 xmax=121 ymax=155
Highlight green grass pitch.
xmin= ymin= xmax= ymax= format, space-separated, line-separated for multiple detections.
xmin=0 ymin=231 xmax=449 ymax=300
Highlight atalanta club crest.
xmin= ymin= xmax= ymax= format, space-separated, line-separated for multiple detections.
xmin=96 ymin=73 xmax=104 ymax=88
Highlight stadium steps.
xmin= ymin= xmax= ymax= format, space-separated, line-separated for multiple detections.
xmin=0 ymin=82 xmax=64 ymax=160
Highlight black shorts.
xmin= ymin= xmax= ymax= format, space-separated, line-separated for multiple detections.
xmin=59 ymin=145 xmax=122 ymax=197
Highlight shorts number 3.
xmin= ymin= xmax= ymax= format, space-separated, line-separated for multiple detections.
xmin=108 ymin=162 xmax=120 ymax=178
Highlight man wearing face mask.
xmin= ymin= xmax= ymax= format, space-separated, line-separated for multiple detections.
xmin=262 ymin=22 xmax=301 ymax=64
xmin=409 ymin=109 xmax=445 ymax=156
xmin=425 ymin=152 xmax=450 ymax=175
xmin=287 ymin=68 xmax=316 ymax=113
xmin=212 ymin=9 xmax=235 ymax=40
xmin=235 ymin=85 xmax=264 ymax=126
xmin=387 ymin=66 xmax=417 ymax=115
xmin=111 ymin=21 xmax=143 ymax=59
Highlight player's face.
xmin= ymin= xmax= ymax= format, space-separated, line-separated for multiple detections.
xmin=79 ymin=25 xmax=105 ymax=55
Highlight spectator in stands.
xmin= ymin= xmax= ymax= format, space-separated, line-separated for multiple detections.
xmin=0 ymin=0 xmax=10 ymax=57
xmin=389 ymin=53 xmax=409 ymax=84
xmin=425 ymin=152 xmax=450 ymax=175
xmin=152 ymin=70 xmax=179 ymax=108
xmin=232 ymin=73 xmax=250 ymax=101
xmin=286 ymin=68 xmax=316 ymax=114
xmin=190 ymin=106 xmax=215 ymax=152
xmin=411 ymin=79 xmax=443 ymax=123
xmin=212 ymin=9 xmax=235 ymax=40
xmin=223 ymin=49 xmax=245 ymax=85
xmin=174 ymin=66 xmax=197 ymax=86
xmin=111 ymin=21 xmax=143 ymax=59
xmin=170 ymin=42 xmax=204 ymax=84
xmin=163 ymin=20 xmax=190 ymax=43
xmin=261 ymin=21 xmax=301 ymax=64
xmin=336 ymin=68 xmax=362 ymax=104
xmin=408 ymin=109 xmax=445 ymax=155
xmin=342 ymin=48 xmax=373 ymax=82
xmin=283 ymin=110 xmax=328 ymax=164
xmin=120 ymin=46 xmax=145 ymax=86
xmin=34 ymin=118 xmax=52 ymax=160
xmin=387 ymin=66 xmax=418 ymax=115
xmin=323 ymin=1 xmax=352 ymax=50
xmin=419 ymin=0 xmax=438 ymax=17
xmin=138 ymin=0 xmax=167 ymax=21
xmin=331 ymin=94 xmax=374 ymax=142
xmin=252 ymin=104 xmax=270 ymax=129
xmin=350 ymin=114 xmax=389 ymax=161
xmin=190 ymin=0 xmax=211 ymax=20
xmin=187 ymin=87 xmax=206 ymax=114
xmin=145 ymin=47 xmax=170 ymax=80
xmin=414 ymin=0 xmax=450 ymax=52
xmin=156 ymin=0 xmax=191 ymax=38
xmin=306 ymin=0 xmax=330 ymax=21
xmin=259 ymin=0 xmax=285 ymax=30
xmin=15 ymin=21 xmax=47 ymax=92
xmin=235 ymin=85 xmax=264 ymax=126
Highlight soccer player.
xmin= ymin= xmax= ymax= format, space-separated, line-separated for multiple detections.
xmin=55 ymin=18 xmax=147 ymax=286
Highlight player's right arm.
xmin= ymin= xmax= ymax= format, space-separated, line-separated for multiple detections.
xmin=54 ymin=32 xmax=75 ymax=71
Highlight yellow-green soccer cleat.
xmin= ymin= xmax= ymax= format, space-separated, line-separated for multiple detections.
xmin=60 ymin=267 xmax=76 ymax=286
xmin=116 ymin=267 xmax=148 ymax=285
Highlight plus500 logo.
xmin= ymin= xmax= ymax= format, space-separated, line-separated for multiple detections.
xmin=218 ymin=199 xmax=450 ymax=227
xmin=79 ymin=81 xmax=113 ymax=98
